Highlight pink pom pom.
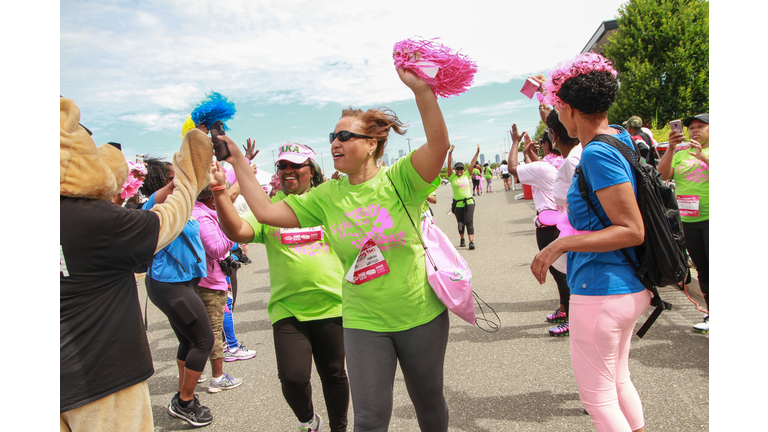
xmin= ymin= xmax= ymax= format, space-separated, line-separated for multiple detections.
xmin=543 ymin=154 xmax=564 ymax=170
xmin=393 ymin=37 xmax=477 ymax=99
xmin=120 ymin=173 xmax=144 ymax=199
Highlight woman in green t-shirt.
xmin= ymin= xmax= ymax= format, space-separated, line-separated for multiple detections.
xmin=212 ymin=144 xmax=348 ymax=432
xmin=483 ymin=162 xmax=493 ymax=192
xmin=218 ymin=66 xmax=452 ymax=431
xmin=446 ymin=144 xmax=480 ymax=250
xmin=658 ymin=113 xmax=710 ymax=333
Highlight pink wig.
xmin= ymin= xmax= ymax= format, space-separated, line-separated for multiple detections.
xmin=542 ymin=53 xmax=617 ymax=107
xmin=393 ymin=37 xmax=477 ymax=99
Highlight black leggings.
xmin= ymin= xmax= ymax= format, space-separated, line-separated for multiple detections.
xmin=146 ymin=276 xmax=214 ymax=372
xmin=453 ymin=203 xmax=475 ymax=236
xmin=343 ymin=310 xmax=449 ymax=432
xmin=536 ymin=225 xmax=570 ymax=316
xmin=683 ymin=220 xmax=709 ymax=309
xmin=273 ymin=316 xmax=349 ymax=432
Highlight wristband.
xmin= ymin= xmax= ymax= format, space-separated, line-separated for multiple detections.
xmin=211 ymin=185 xmax=226 ymax=192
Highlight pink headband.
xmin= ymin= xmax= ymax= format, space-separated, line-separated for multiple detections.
xmin=542 ymin=53 xmax=617 ymax=107
xmin=277 ymin=143 xmax=316 ymax=164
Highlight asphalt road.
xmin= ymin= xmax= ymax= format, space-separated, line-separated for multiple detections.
xmin=141 ymin=177 xmax=709 ymax=432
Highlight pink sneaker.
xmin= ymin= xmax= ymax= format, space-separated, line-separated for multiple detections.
xmin=548 ymin=321 xmax=569 ymax=337
xmin=546 ymin=308 xmax=567 ymax=323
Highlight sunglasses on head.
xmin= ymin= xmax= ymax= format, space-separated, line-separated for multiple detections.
xmin=329 ymin=130 xmax=372 ymax=144
xmin=276 ymin=161 xmax=309 ymax=170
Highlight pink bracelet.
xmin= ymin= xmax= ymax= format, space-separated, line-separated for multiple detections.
xmin=211 ymin=185 xmax=226 ymax=192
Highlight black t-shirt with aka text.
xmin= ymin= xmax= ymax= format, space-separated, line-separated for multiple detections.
xmin=60 ymin=196 xmax=159 ymax=412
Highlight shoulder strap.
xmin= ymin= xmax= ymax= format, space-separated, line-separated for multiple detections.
xmin=386 ymin=174 xmax=437 ymax=272
xmin=575 ymin=134 xmax=640 ymax=273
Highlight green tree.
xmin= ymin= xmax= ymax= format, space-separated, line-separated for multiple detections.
xmin=603 ymin=0 xmax=709 ymax=127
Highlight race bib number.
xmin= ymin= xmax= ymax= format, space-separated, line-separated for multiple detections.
xmin=344 ymin=238 xmax=390 ymax=285
xmin=280 ymin=227 xmax=323 ymax=245
xmin=677 ymin=195 xmax=700 ymax=218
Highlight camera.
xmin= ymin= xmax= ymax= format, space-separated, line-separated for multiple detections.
xmin=218 ymin=255 xmax=242 ymax=276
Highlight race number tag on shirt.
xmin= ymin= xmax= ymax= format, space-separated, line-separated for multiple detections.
xmin=677 ymin=195 xmax=700 ymax=218
xmin=280 ymin=227 xmax=323 ymax=245
xmin=344 ymin=238 xmax=390 ymax=285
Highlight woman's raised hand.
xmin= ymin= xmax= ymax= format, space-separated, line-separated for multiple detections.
xmin=243 ymin=138 xmax=259 ymax=161
xmin=209 ymin=160 xmax=227 ymax=188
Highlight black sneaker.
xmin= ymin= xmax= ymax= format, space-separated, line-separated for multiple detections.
xmin=469 ymin=241 xmax=475 ymax=250
xmin=169 ymin=393 xmax=213 ymax=427
xmin=459 ymin=239 xmax=466 ymax=248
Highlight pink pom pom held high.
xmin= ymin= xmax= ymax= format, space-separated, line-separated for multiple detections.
xmin=393 ymin=38 xmax=477 ymax=99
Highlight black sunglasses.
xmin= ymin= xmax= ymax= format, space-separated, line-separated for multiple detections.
xmin=329 ymin=130 xmax=372 ymax=144
xmin=276 ymin=161 xmax=310 ymax=170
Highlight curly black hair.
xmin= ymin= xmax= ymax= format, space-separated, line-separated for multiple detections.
xmin=139 ymin=157 xmax=172 ymax=197
xmin=557 ymin=70 xmax=618 ymax=115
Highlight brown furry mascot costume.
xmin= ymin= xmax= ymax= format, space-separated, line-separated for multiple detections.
xmin=59 ymin=97 xmax=212 ymax=432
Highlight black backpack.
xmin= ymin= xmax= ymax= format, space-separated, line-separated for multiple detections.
xmin=575 ymin=133 xmax=688 ymax=338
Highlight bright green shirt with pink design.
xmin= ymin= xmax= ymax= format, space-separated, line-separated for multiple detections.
xmin=284 ymin=152 xmax=445 ymax=332
xmin=449 ymin=171 xmax=474 ymax=207
xmin=242 ymin=191 xmax=344 ymax=325
xmin=671 ymin=148 xmax=709 ymax=223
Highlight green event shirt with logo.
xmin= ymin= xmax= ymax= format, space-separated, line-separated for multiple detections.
xmin=283 ymin=152 xmax=445 ymax=332
xmin=671 ymin=148 xmax=709 ymax=223
xmin=242 ymin=191 xmax=343 ymax=325
xmin=449 ymin=171 xmax=474 ymax=207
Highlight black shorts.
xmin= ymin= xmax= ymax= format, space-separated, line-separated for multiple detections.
xmin=501 ymin=173 xmax=510 ymax=179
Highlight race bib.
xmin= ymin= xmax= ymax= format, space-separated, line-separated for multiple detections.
xmin=677 ymin=195 xmax=700 ymax=218
xmin=344 ymin=238 xmax=390 ymax=285
xmin=280 ymin=227 xmax=323 ymax=245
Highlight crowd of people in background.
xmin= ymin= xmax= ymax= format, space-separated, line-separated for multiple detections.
xmin=61 ymin=51 xmax=708 ymax=432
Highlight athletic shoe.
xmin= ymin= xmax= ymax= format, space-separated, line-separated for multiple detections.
xmin=693 ymin=316 xmax=709 ymax=333
xmin=549 ymin=321 xmax=569 ymax=337
xmin=546 ymin=309 xmax=567 ymax=323
xmin=468 ymin=241 xmax=475 ymax=250
xmin=176 ymin=373 xmax=207 ymax=383
xmin=459 ymin=239 xmax=466 ymax=248
xmin=168 ymin=392 xmax=213 ymax=427
xmin=224 ymin=343 xmax=257 ymax=362
xmin=208 ymin=372 xmax=243 ymax=393
xmin=298 ymin=413 xmax=323 ymax=432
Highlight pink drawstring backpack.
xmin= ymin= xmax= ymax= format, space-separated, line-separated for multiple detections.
xmin=420 ymin=214 xmax=476 ymax=324
xmin=388 ymin=175 xmax=499 ymax=330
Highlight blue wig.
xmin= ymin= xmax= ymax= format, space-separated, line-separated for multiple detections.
xmin=191 ymin=91 xmax=236 ymax=130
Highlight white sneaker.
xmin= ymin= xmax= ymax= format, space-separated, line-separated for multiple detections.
xmin=224 ymin=343 xmax=257 ymax=362
xmin=693 ymin=316 xmax=709 ymax=333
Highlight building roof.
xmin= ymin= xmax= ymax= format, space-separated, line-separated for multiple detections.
xmin=581 ymin=19 xmax=619 ymax=54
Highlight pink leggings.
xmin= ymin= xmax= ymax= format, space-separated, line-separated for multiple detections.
xmin=569 ymin=290 xmax=651 ymax=432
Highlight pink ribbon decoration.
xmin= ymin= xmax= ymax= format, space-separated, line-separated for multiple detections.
xmin=393 ymin=37 xmax=478 ymax=99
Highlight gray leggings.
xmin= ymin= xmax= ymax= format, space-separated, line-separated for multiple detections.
xmin=343 ymin=309 xmax=449 ymax=432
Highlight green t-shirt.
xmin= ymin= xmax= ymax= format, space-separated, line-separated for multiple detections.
xmin=242 ymin=191 xmax=343 ymax=325
xmin=449 ymin=171 xmax=474 ymax=207
xmin=283 ymin=152 xmax=445 ymax=332
xmin=671 ymin=148 xmax=709 ymax=222
xmin=483 ymin=166 xmax=492 ymax=179
xmin=472 ymin=168 xmax=481 ymax=177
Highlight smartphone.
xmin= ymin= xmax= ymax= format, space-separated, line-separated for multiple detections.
xmin=210 ymin=121 xmax=231 ymax=161
xmin=669 ymin=119 xmax=683 ymax=134
xmin=135 ymin=154 xmax=144 ymax=164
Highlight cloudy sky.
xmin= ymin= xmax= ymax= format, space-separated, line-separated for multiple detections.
xmin=60 ymin=0 xmax=633 ymax=173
